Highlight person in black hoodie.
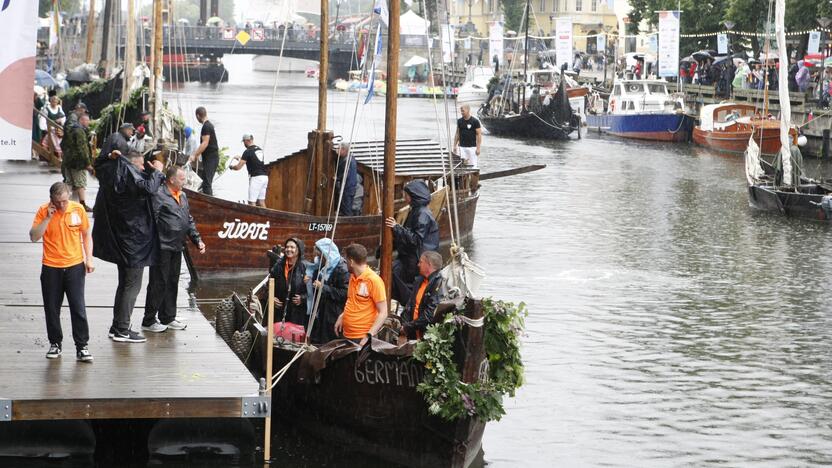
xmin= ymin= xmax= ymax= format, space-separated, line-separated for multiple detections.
xmin=306 ymin=237 xmax=349 ymax=344
xmin=384 ymin=180 xmax=439 ymax=304
xmin=400 ymin=251 xmax=445 ymax=340
xmin=269 ymin=237 xmax=308 ymax=326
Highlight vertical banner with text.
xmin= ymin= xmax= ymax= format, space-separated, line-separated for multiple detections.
xmin=596 ymin=34 xmax=606 ymax=55
xmin=489 ymin=22 xmax=504 ymax=71
xmin=0 ymin=1 xmax=38 ymax=160
xmin=556 ymin=17 xmax=573 ymax=69
xmin=808 ymin=31 xmax=821 ymax=55
xmin=717 ymin=34 xmax=728 ymax=54
xmin=441 ymin=24 xmax=455 ymax=63
xmin=658 ymin=11 xmax=680 ymax=78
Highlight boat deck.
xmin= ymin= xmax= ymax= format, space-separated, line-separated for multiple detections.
xmin=0 ymin=161 xmax=265 ymax=422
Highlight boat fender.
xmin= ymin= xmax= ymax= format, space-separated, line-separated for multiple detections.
xmin=609 ymin=99 xmax=615 ymax=112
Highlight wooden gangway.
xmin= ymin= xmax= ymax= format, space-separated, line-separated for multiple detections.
xmin=0 ymin=160 xmax=268 ymax=422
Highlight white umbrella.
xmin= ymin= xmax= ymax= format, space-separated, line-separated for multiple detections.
xmin=404 ymin=55 xmax=428 ymax=67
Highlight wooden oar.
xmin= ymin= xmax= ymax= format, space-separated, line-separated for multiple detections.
xmin=479 ymin=164 xmax=546 ymax=181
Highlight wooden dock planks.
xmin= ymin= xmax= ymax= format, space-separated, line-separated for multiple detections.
xmin=0 ymin=161 xmax=264 ymax=422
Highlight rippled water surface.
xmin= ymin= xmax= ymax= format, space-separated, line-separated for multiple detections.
xmin=172 ymin=55 xmax=832 ymax=466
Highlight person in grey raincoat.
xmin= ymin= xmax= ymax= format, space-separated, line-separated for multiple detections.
xmin=384 ymin=179 xmax=439 ymax=304
xmin=306 ymin=238 xmax=349 ymax=344
xmin=93 ymin=147 xmax=163 ymax=343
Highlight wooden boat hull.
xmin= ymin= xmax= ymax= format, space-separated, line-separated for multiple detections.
xmin=693 ymin=125 xmax=793 ymax=155
xmin=269 ymin=345 xmax=485 ymax=467
xmin=747 ymin=183 xmax=829 ymax=221
xmin=586 ymin=112 xmax=692 ymax=142
xmin=480 ymin=112 xmax=574 ymax=140
xmin=185 ymin=189 xmax=479 ymax=275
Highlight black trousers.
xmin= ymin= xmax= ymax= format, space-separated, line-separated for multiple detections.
xmin=113 ymin=265 xmax=144 ymax=332
xmin=143 ymin=249 xmax=182 ymax=326
xmin=391 ymin=257 xmax=418 ymax=305
xmin=41 ymin=263 xmax=89 ymax=350
xmin=199 ymin=152 xmax=219 ymax=196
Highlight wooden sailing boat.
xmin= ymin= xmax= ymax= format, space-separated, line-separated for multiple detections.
xmin=183 ymin=4 xmax=480 ymax=276
xmin=477 ymin=0 xmax=579 ymax=140
xmin=217 ymin=2 xmax=491 ymax=466
xmin=745 ymin=0 xmax=832 ymax=221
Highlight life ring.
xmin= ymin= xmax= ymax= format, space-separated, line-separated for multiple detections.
xmin=609 ymin=99 xmax=615 ymax=112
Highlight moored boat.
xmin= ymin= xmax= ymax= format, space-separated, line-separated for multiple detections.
xmin=456 ymin=65 xmax=494 ymax=110
xmin=586 ymin=78 xmax=693 ymax=142
xmin=185 ymin=138 xmax=479 ymax=275
xmin=693 ymin=102 xmax=795 ymax=155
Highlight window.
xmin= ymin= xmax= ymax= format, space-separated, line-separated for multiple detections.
xmin=613 ymin=85 xmax=621 ymax=96
xmin=540 ymin=0 xmax=546 ymax=12
xmin=576 ymin=0 xmax=582 ymax=11
xmin=552 ymin=0 xmax=559 ymax=12
xmin=647 ymin=83 xmax=667 ymax=94
xmin=591 ymin=0 xmax=597 ymax=11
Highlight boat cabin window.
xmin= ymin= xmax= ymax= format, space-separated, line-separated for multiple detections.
xmin=613 ymin=85 xmax=622 ymax=96
xmin=625 ymin=83 xmax=643 ymax=93
xmin=647 ymin=83 xmax=667 ymax=94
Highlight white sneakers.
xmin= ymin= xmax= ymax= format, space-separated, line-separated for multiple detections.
xmin=142 ymin=319 xmax=188 ymax=332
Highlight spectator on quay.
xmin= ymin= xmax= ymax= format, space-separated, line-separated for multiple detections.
xmin=733 ymin=61 xmax=750 ymax=90
xmin=40 ymin=95 xmax=66 ymax=158
xmin=788 ymin=57 xmax=799 ymax=92
xmin=796 ymin=60 xmax=811 ymax=93
xmin=60 ymin=113 xmax=94 ymax=211
xmin=141 ymin=166 xmax=205 ymax=333
xmin=29 ymin=182 xmax=95 ymax=362
xmin=93 ymin=146 xmax=164 ymax=344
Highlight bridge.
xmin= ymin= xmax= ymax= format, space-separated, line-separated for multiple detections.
xmin=140 ymin=26 xmax=361 ymax=80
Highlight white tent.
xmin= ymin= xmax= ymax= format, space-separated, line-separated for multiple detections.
xmin=400 ymin=10 xmax=429 ymax=36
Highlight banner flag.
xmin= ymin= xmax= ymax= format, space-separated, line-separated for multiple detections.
xmin=0 ymin=0 xmax=38 ymax=160
xmin=555 ymin=17 xmax=572 ymax=69
xmin=658 ymin=11 xmax=680 ymax=78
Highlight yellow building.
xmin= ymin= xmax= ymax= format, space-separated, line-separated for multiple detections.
xmin=450 ymin=0 xmax=619 ymax=55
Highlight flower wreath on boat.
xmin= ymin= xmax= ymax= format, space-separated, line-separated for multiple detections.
xmin=413 ymin=298 xmax=526 ymax=422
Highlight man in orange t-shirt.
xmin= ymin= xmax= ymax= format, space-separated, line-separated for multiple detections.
xmin=335 ymin=243 xmax=388 ymax=346
xmin=29 ymin=182 xmax=95 ymax=362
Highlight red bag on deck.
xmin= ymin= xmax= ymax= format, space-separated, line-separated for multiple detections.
xmin=273 ymin=321 xmax=306 ymax=344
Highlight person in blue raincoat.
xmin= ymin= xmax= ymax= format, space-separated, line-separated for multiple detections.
xmin=305 ymin=238 xmax=350 ymax=344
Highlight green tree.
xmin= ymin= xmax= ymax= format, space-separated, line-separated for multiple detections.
xmin=39 ymin=0 xmax=82 ymax=17
xmin=627 ymin=0 xmax=730 ymax=55
xmin=502 ymin=0 xmax=526 ymax=33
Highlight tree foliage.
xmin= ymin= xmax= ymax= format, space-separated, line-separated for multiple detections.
xmin=502 ymin=0 xmax=526 ymax=33
xmin=627 ymin=0 xmax=832 ymax=56
xmin=39 ymin=0 xmax=81 ymax=17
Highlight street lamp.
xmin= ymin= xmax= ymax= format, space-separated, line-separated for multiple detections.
xmin=603 ymin=25 xmax=612 ymax=85
xmin=723 ymin=20 xmax=735 ymax=54
xmin=818 ymin=17 xmax=831 ymax=98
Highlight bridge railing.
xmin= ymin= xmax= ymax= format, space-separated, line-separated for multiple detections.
xmin=135 ymin=25 xmax=359 ymax=47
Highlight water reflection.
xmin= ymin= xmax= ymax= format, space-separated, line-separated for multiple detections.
xmin=176 ymin=56 xmax=832 ymax=466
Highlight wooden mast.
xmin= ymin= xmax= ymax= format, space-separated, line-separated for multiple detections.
xmin=381 ymin=0 xmax=400 ymax=297
xmin=100 ymin=0 xmax=113 ymax=74
xmin=521 ymin=0 xmax=530 ymax=110
xmin=85 ymin=0 xmax=96 ymax=64
xmin=122 ymin=0 xmax=136 ymax=103
xmin=306 ymin=0 xmax=331 ymax=216
xmin=150 ymin=0 xmax=163 ymax=138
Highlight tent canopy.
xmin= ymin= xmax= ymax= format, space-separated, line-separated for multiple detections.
xmin=400 ymin=10 xmax=429 ymax=36
xmin=404 ymin=55 xmax=428 ymax=67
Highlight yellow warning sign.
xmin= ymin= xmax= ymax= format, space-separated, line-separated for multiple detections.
xmin=236 ymin=30 xmax=251 ymax=45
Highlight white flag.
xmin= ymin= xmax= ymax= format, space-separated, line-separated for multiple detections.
xmin=373 ymin=0 xmax=389 ymax=27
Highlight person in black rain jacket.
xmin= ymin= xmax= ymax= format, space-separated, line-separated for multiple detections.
xmin=384 ymin=179 xmax=439 ymax=304
xmin=400 ymin=251 xmax=445 ymax=340
xmin=269 ymin=237 xmax=308 ymax=325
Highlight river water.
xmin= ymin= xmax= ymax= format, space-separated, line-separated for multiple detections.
xmin=169 ymin=55 xmax=832 ymax=466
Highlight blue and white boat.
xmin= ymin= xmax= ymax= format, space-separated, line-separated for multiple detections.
xmin=586 ymin=79 xmax=693 ymax=142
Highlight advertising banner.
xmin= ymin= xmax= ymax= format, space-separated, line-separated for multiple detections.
xmin=0 ymin=1 xmax=38 ymax=160
xmin=489 ymin=22 xmax=504 ymax=70
xmin=717 ymin=33 xmax=728 ymax=54
xmin=808 ymin=31 xmax=821 ymax=55
xmin=596 ymin=34 xmax=606 ymax=54
xmin=555 ymin=17 xmax=573 ymax=69
xmin=658 ymin=10 xmax=680 ymax=78
xmin=441 ymin=24 xmax=455 ymax=63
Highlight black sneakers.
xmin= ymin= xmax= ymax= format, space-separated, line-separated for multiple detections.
xmin=46 ymin=343 xmax=61 ymax=359
xmin=111 ymin=329 xmax=147 ymax=343
xmin=76 ymin=346 xmax=93 ymax=362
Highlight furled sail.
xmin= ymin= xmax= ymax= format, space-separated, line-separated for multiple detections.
xmin=745 ymin=135 xmax=765 ymax=185
xmin=774 ymin=0 xmax=792 ymax=187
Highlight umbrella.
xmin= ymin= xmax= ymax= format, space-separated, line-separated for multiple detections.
xmin=34 ymin=69 xmax=59 ymax=88
xmin=747 ymin=58 xmax=761 ymax=65
xmin=404 ymin=55 xmax=428 ymax=67
xmin=680 ymin=55 xmax=696 ymax=63
xmin=206 ymin=16 xmax=223 ymax=25
xmin=691 ymin=50 xmax=712 ymax=60
xmin=177 ymin=18 xmax=189 ymax=24
xmin=712 ymin=55 xmax=732 ymax=66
